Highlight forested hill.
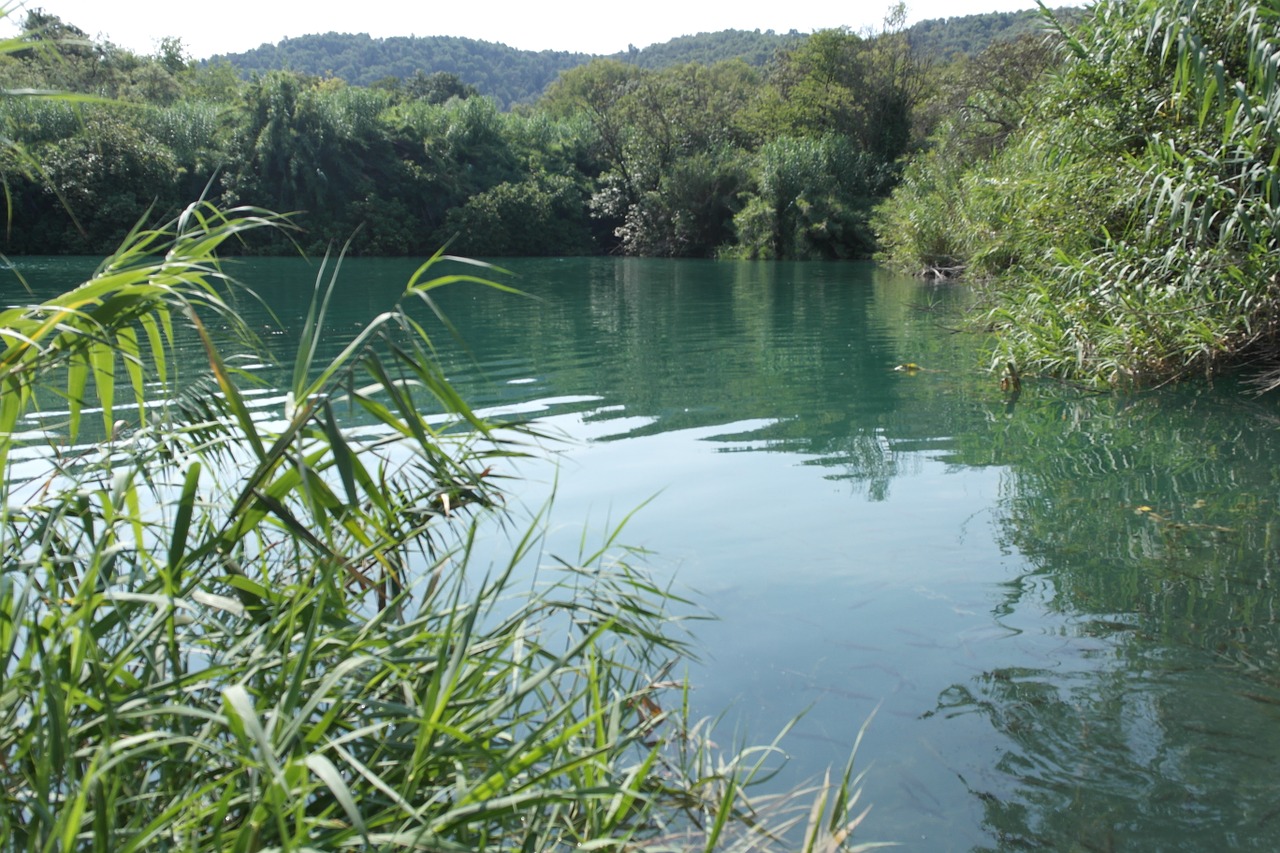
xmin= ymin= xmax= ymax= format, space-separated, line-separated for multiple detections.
xmin=904 ymin=6 xmax=1080 ymax=59
xmin=209 ymin=30 xmax=802 ymax=107
xmin=210 ymin=34 xmax=593 ymax=107
xmin=210 ymin=9 xmax=1071 ymax=107
xmin=610 ymin=28 xmax=804 ymax=70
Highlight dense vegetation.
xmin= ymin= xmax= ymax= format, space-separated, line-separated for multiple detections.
xmin=0 ymin=7 xmax=930 ymax=261
xmin=875 ymin=0 xmax=1280 ymax=389
xmin=903 ymin=6 xmax=1082 ymax=59
xmin=213 ymin=33 xmax=593 ymax=108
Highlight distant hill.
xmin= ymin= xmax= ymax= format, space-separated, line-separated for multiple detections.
xmin=904 ymin=6 xmax=1085 ymax=60
xmin=606 ymin=28 xmax=804 ymax=70
xmin=210 ymin=33 xmax=592 ymax=107
xmin=209 ymin=9 xmax=1084 ymax=107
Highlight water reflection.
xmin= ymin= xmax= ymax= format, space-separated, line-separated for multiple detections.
xmin=939 ymin=389 xmax=1280 ymax=850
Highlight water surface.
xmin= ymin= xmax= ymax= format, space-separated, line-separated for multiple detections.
xmin=9 ymin=256 xmax=1280 ymax=850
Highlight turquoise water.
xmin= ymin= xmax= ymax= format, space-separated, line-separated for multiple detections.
xmin=8 ymin=256 xmax=1280 ymax=850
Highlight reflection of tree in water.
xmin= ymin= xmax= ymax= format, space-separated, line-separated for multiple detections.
xmin=933 ymin=654 xmax=1280 ymax=850
xmin=935 ymin=388 xmax=1280 ymax=850
xmin=804 ymin=426 xmax=925 ymax=502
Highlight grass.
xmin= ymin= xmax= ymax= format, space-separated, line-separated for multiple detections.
xmin=0 ymin=201 xmax=886 ymax=851
xmin=874 ymin=0 xmax=1280 ymax=390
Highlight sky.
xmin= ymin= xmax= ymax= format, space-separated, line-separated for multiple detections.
xmin=5 ymin=0 xmax=1045 ymax=60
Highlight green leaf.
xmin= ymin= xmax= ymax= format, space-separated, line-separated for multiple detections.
xmin=116 ymin=327 xmax=144 ymax=425
xmin=167 ymin=462 xmax=201 ymax=581
xmin=304 ymin=754 xmax=369 ymax=840
xmin=88 ymin=339 xmax=115 ymax=438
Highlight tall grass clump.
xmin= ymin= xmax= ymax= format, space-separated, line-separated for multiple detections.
xmin=876 ymin=0 xmax=1280 ymax=388
xmin=990 ymin=0 xmax=1280 ymax=387
xmin=0 ymin=201 xmax=882 ymax=851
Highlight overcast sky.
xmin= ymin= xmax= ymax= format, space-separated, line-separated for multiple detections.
xmin=7 ymin=0 xmax=1049 ymax=60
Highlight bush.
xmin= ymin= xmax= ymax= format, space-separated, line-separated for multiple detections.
xmin=875 ymin=0 xmax=1280 ymax=388
xmin=438 ymin=174 xmax=595 ymax=256
xmin=731 ymin=135 xmax=894 ymax=260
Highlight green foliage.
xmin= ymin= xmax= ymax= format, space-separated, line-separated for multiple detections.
xmin=404 ymin=69 xmax=479 ymax=103
xmin=0 ymin=96 xmax=82 ymax=145
xmin=382 ymin=95 xmax=527 ymax=247
xmin=750 ymin=29 xmax=873 ymax=142
xmin=750 ymin=14 xmax=927 ymax=163
xmin=208 ymin=22 xmax=1034 ymax=112
xmin=547 ymin=59 xmax=764 ymax=256
xmin=13 ymin=109 xmax=182 ymax=251
xmin=869 ymin=139 xmax=972 ymax=274
xmin=222 ymin=73 xmax=408 ymax=252
xmin=183 ymin=58 xmax=244 ymax=102
xmin=732 ymin=135 xmax=895 ymax=260
xmin=0 ymin=8 xmax=950 ymax=260
xmin=614 ymin=147 xmax=752 ymax=257
xmin=439 ymin=174 xmax=595 ymax=256
xmin=912 ymin=33 xmax=1061 ymax=157
xmin=902 ymin=6 xmax=1083 ymax=61
xmin=877 ymin=117 xmax=1127 ymax=278
xmin=617 ymin=28 xmax=804 ymax=70
xmin=994 ymin=0 xmax=1280 ymax=386
xmin=4 ymin=10 xmax=184 ymax=101
xmin=212 ymin=29 xmax=801 ymax=109
xmin=213 ymin=33 xmax=591 ymax=108
xmin=877 ymin=0 xmax=1280 ymax=388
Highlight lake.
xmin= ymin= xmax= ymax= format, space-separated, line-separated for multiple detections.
xmin=9 ymin=255 xmax=1280 ymax=850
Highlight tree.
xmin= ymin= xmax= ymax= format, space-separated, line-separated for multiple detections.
xmin=438 ymin=173 xmax=594 ymax=255
xmin=155 ymin=35 xmax=190 ymax=74
xmin=751 ymin=28 xmax=870 ymax=141
xmin=15 ymin=9 xmax=93 ymax=60
xmin=613 ymin=147 xmax=751 ymax=257
xmin=733 ymin=135 xmax=894 ymax=259
xmin=14 ymin=111 xmax=180 ymax=252
xmin=750 ymin=13 xmax=928 ymax=162
xmin=405 ymin=69 xmax=479 ymax=103
xmin=223 ymin=72 xmax=411 ymax=252
xmin=878 ymin=0 xmax=1280 ymax=387
xmin=541 ymin=60 xmax=758 ymax=256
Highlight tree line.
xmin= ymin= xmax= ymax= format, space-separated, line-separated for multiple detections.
xmin=0 ymin=6 xmax=928 ymax=260
xmin=7 ymin=1 xmax=1277 ymax=391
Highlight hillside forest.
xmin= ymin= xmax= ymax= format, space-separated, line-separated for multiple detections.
xmin=2 ymin=0 xmax=1278 ymax=390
